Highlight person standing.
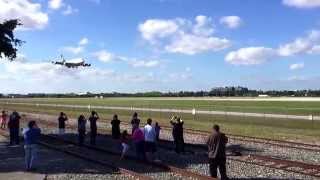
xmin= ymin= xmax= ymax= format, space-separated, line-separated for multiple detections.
xmin=132 ymin=126 xmax=145 ymax=160
xmin=120 ymin=130 xmax=130 ymax=160
xmin=1 ymin=110 xmax=7 ymax=129
xmin=111 ymin=114 xmax=121 ymax=139
xmin=130 ymin=112 xmax=140 ymax=134
xmin=89 ymin=111 xmax=99 ymax=145
xmin=78 ymin=115 xmax=87 ymax=146
xmin=170 ymin=116 xmax=184 ymax=153
xmin=58 ymin=112 xmax=68 ymax=135
xmin=23 ymin=121 xmax=41 ymax=171
xmin=8 ymin=111 xmax=21 ymax=145
xmin=154 ymin=122 xmax=161 ymax=141
xmin=144 ymin=118 xmax=156 ymax=162
xmin=206 ymin=124 xmax=228 ymax=180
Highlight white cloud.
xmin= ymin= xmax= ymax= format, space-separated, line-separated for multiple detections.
xmin=0 ymin=53 xmax=26 ymax=62
xmin=138 ymin=19 xmax=179 ymax=43
xmin=92 ymin=50 xmax=115 ymax=63
xmin=163 ymin=66 xmax=193 ymax=83
xmin=226 ymin=29 xmax=320 ymax=66
xmin=278 ymin=30 xmax=320 ymax=56
xmin=62 ymin=46 xmax=84 ymax=55
xmin=49 ymin=0 xmax=64 ymax=10
xmin=128 ymin=60 xmax=160 ymax=68
xmin=165 ymin=34 xmax=231 ymax=55
xmin=220 ymin=16 xmax=242 ymax=29
xmin=0 ymin=59 xmax=199 ymax=93
xmin=290 ymin=62 xmax=305 ymax=70
xmin=49 ymin=0 xmax=78 ymax=16
xmin=0 ymin=0 xmax=49 ymax=30
xmin=287 ymin=75 xmax=307 ymax=81
xmin=0 ymin=60 xmax=167 ymax=93
xmin=283 ymin=0 xmax=320 ymax=8
xmin=62 ymin=5 xmax=78 ymax=15
xmin=139 ymin=15 xmax=231 ymax=55
xmin=225 ymin=47 xmax=276 ymax=65
xmin=78 ymin=37 xmax=89 ymax=46
xmin=167 ymin=72 xmax=192 ymax=82
xmin=278 ymin=38 xmax=312 ymax=56
xmin=61 ymin=38 xmax=89 ymax=55
xmin=193 ymin=15 xmax=215 ymax=36
xmin=308 ymin=45 xmax=320 ymax=54
xmin=92 ymin=49 xmax=161 ymax=68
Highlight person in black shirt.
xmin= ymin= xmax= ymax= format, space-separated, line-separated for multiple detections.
xmin=170 ymin=116 xmax=185 ymax=154
xmin=206 ymin=125 xmax=228 ymax=179
xmin=78 ymin=115 xmax=87 ymax=146
xmin=8 ymin=111 xmax=21 ymax=145
xmin=130 ymin=112 xmax=140 ymax=134
xmin=89 ymin=111 xmax=99 ymax=145
xmin=58 ymin=112 xmax=68 ymax=135
xmin=111 ymin=114 xmax=121 ymax=139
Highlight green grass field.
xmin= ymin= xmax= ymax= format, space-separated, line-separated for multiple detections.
xmin=0 ymin=97 xmax=319 ymax=142
xmin=1 ymin=97 xmax=320 ymax=115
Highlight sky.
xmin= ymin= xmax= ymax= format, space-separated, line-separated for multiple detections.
xmin=0 ymin=0 xmax=320 ymax=93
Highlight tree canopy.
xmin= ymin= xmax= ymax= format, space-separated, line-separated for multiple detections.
xmin=0 ymin=19 xmax=23 ymax=60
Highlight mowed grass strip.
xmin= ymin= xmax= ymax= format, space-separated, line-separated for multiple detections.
xmin=1 ymin=97 xmax=320 ymax=115
xmin=1 ymin=102 xmax=319 ymax=142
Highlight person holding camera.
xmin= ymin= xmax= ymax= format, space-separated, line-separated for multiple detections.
xmin=170 ymin=116 xmax=185 ymax=154
xmin=89 ymin=111 xmax=99 ymax=145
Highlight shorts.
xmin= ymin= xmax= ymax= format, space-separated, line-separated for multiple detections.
xmin=144 ymin=142 xmax=156 ymax=153
xmin=122 ymin=143 xmax=129 ymax=154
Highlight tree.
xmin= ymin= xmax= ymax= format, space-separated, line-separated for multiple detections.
xmin=0 ymin=19 xmax=24 ymax=60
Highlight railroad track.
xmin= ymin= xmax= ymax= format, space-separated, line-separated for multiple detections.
xmin=45 ymin=134 xmax=214 ymax=180
xmin=123 ymin=121 xmax=320 ymax=152
xmin=17 ymin=117 xmax=215 ymax=180
xmin=0 ymin=129 xmax=214 ymax=180
xmin=0 ymin=130 xmax=149 ymax=180
xmin=20 ymin=114 xmax=320 ymax=179
xmin=182 ymin=127 xmax=320 ymax=153
xmin=231 ymin=154 xmax=320 ymax=178
xmin=17 ymin=111 xmax=320 ymax=152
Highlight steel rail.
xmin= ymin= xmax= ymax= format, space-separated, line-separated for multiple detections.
xmin=0 ymin=130 xmax=151 ymax=180
xmin=18 ymin=117 xmax=215 ymax=180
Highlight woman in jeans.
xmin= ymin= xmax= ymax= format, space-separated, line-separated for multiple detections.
xmin=23 ymin=121 xmax=41 ymax=171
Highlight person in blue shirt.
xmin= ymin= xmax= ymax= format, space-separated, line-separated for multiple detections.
xmin=23 ymin=120 xmax=41 ymax=171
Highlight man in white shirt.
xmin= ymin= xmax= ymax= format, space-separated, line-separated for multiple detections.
xmin=144 ymin=118 xmax=156 ymax=161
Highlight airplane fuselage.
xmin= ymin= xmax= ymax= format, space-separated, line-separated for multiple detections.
xmin=52 ymin=58 xmax=91 ymax=68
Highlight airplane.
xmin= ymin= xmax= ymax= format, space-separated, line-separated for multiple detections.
xmin=52 ymin=55 xmax=91 ymax=68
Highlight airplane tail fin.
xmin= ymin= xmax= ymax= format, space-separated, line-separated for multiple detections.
xmin=60 ymin=54 xmax=66 ymax=64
